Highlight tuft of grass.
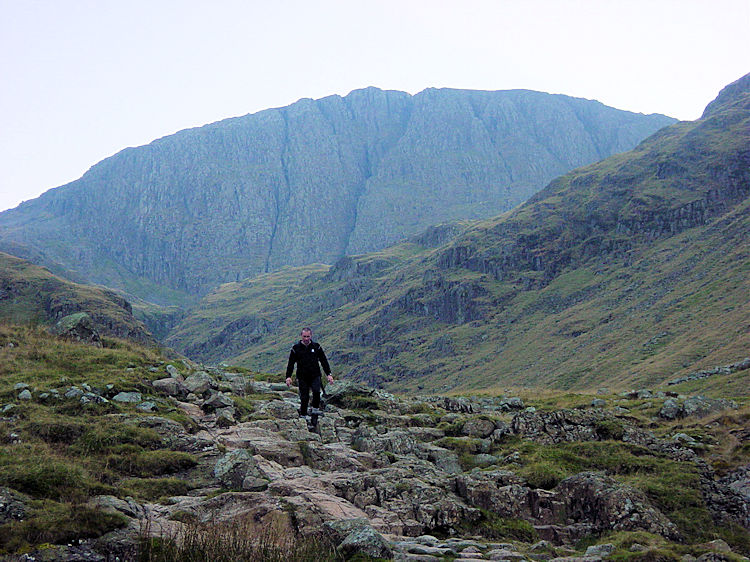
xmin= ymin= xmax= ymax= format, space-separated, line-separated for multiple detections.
xmin=21 ymin=418 xmax=87 ymax=444
xmin=105 ymin=450 xmax=198 ymax=477
xmin=466 ymin=509 xmax=539 ymax=542
xmin=0 ymin=447 xmax=94 ymax=501
xmin=74 ymin=423 xmax=163 ymax=455
xmin=119 ymin=477 xmax=193 ymax=501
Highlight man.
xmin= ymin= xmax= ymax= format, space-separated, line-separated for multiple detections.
xmin=286 ymin=327 xmax=334 ymax=429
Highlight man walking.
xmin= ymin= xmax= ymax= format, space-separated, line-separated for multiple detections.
xmin=286 ymin=327 xmax=334 ymax=429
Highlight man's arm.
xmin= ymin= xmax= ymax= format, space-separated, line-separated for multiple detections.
xmin=285 ymin=348 xmax=296 ymax=386
xmin=318 ymin=345 xmax=334 ymax=383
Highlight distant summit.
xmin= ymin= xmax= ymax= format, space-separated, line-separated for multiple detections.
xmin=702 ymin=71 xmax=750 ymax=118
xmin=0 ymin=87 xmax=674 ymax=304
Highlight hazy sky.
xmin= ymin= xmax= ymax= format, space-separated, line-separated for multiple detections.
xmin=1 ymin=0 xmax=748 ymax=212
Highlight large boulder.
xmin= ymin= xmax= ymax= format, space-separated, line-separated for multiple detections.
xmin=337 ymin=523 xmax=393 ymax=559
xmin=183 ymin=371 xmax=217 ymax=395
xmin=554 ymin=472 xmax=681 ymax=540
xmin=324 ymin=380 xmax=376 ymax=408
xmin=213 ymin=449 xmax=268 ymax=491
xmin=51 ymin=312 xmax=101 ymax=347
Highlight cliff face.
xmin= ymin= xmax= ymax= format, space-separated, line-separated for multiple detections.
xmin=0 ymin=87 xmax=673 ymax=303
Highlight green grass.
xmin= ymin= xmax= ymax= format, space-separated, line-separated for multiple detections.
xmin=0 ymin=325 xmax=205 ymax=554
xmin=0 ymin=501 xmax=127 ymax=553
xmin=119 ymin=477 xmax=193 ymax=500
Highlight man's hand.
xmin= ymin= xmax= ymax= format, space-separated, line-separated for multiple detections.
xmin=327 ymin=374 xmax=334 ymax=384
xmin=285 ymin=377 xmax=292 ymax=387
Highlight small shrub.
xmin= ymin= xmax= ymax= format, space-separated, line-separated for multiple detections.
xmin=435 ymin=436 xmax=484 ymax=455
xmin=472 ymin=510 xmax=538 ymax=542
xmin=595 ymin=418 xmax=626 ymax=440
xmin=340 ymin=395 xmax=379 ymax=410
xmin=439 ymin=419 xmax=466 ymax=437
xmin=403 ymin=402 xmax=436 ymax=415
xmin=518 ymin=462 xmax=566 ymax=490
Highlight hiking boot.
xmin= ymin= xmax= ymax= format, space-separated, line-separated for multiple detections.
xmin=310 ymin=407 xmax=324 ymax=417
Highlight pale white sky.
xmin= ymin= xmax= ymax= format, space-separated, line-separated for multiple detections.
xmin=1 ymin=0 xmax=748 ymax=212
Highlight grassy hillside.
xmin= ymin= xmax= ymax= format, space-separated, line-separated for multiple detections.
xmin=0 ymin=252 xmax=155 ymax=346
xmin=0 ymin=325 xmax=190 ymax=552
xmin=166 ymin=74 xmax=750 ymax=394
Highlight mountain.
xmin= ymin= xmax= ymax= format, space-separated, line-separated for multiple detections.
xmin=0 ymin=252 xmax=155 ymax=345
xmin=165 ymin=74 xmax=750 ymax=393
xmin=0 ymin=88 xmax=673 ymax=305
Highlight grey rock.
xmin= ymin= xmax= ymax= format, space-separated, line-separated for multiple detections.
xmin=585 ymin=544 xmax=615 ymax=557
xmin=473 ymin=453 xmax=500 ymax=467
xmin=338 ymin=524 xmax=393 ymax=559
xmin=672 ymin=433 xmax=697 ymax=445
xmin=258 ymin=400 xmax=299 ymax=419
xmin=136 ymin=401 xmax=157 ymax=412
xmin=64 ymin=386 xmax=84 ymax=399
xmin=202 ymin=390 xmax=235 ymax=411
xmin=51 ymin=312 xmax=102 ymax=347
xmin=18 ymin=389 xmax=32 ymax=400
xmin=486 ymin=548 xmax=526 ymax=560
xmin=152 ymin=377 xmax=186 ymax=397
xmin=213 ymin=449 xmax=267 ymax=490
xmin=462 ymin=417 xmax=497 ymax=438
xmin=88 ymin=495 xmax=144 ymax=519
xmin=13 ymin=383 xmax=29 ymax=391
xmin=81 ymin=392 xmax=109 ymax=405
xmin=112 ymin=391 xmax=142 ymax=403
xmin=216 ymin=407 xmax=236 ymax=428
xmin=0 ymin=487 xmax=29 ymax=523
xmin=591 ymin=399 xmax=607 ymax=408
xmin=682 ymin=396 xmax=737 ymax=418
xmin=183 ymin=371 xmax=216 ymax=394
xmin=658 ymin=398 xmax=681 ymax=420
xmin=166 ymin=364 xmax=181 ymax=379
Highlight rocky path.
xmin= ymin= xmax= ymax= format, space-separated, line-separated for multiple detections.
xmin=18 ymin=367 xmax=746 ymax=561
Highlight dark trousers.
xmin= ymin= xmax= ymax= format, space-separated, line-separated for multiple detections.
xmin=298 ymin=377 xmax=321 ymax=419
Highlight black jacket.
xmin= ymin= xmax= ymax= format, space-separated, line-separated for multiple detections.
xmin=286 ymin=341 xmax=331 ymax=382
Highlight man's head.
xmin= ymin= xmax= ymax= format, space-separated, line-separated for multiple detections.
xmin=300 ymin=328 xmax=312 ymax=345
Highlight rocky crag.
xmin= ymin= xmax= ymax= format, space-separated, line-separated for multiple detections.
xmin=0 ymin=251 xmax=155 ymax=346
xmin=3 ymin=358 xmax=748 ymax=560
xmin=0 ymin=88 xmax=673 ymax=304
